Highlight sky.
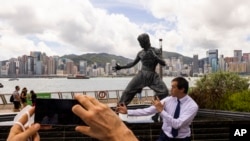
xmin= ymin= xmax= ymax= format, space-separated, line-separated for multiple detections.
xmin=0 ymin=0 xmax=250 ymax=61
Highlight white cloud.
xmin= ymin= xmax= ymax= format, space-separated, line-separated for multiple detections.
xmin=0 ymin=0 xmax=250 ymax=62
xmin=144 ymin=0 xmax=250 ymax=58
xmin=0 ymin=0 xmax=146 ymax=60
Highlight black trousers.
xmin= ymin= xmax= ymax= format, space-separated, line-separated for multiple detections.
xmin=157 ymin=130 xmax=191 ymax=141
xmin=13 ymin=101 xmax=21 ymax=109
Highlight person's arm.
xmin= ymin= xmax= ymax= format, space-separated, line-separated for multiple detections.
xmin=113 ymin=53 xmax=140 ymax=71
xmin=117 ymin=102 xmax=158 ymax=116
xmin=160 ymin=105 xmax=198 ymax=129
xmin=127 ymin=106 xmax=157 ymax=116
xmin=72 ymin=94 xmax=138 ymax=141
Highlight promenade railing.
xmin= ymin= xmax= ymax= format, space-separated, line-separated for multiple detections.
xmin=0 ymin=89 xmax=155 ymax=106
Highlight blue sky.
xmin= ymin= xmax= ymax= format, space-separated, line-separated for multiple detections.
xmin=0 ymin=0 xmax=250 ymax=61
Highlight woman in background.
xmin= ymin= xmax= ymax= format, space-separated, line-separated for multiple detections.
xmin=20 ymin=87 xmax=28 ymax=108
xmin=30 ymin=90 xmax=37 ymax=106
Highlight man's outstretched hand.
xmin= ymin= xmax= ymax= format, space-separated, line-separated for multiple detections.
xmin=112 ymin=63 xmax=122 ymax=71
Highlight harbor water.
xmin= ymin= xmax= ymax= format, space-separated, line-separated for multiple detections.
xmin=0 ymin=77 xmax=198 ymax=94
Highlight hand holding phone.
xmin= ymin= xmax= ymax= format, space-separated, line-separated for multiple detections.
xmin=35 ymin=98 xmax=85 ymax=125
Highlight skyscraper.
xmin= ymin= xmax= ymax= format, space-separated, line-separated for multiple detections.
xmin=30 ymin=51 xmax=42 ymax=75
xmin=234 ymin=50 xmax=242 ymax=62
xmin=79 ymin=60 xmax=87 ymax=75
xmin=206 ymin=49 xmax=218 ymax=72
xmin=193 ymin=55 xmax=199 ymax=74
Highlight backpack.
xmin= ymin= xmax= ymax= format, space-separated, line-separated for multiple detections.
xmin=10 ymin=95 xmax=14 ymax=102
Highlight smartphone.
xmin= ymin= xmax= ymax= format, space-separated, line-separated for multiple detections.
xmin=35 ymin=98 xmax=85 ymax=126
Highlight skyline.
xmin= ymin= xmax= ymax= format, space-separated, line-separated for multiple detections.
xmin=0 ymin=48 xmax=247 ymax=63
xmin=1 ymin=0 xmax=250 ymax=61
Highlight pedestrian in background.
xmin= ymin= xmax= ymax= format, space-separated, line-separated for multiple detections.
xmin=12 ymin=86 xmax=21 ymax=112
xmin=30 ymin=90 xmax=37 ymax=106
xmin=20 ymin=87 xmax=28 ymax=108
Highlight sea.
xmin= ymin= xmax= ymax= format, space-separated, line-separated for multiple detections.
xmin=0 ymin=77 xmax=198 ymax=94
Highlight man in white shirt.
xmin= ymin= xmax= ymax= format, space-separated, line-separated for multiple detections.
xmin=117 ymin=77 xmax=198 ymax=141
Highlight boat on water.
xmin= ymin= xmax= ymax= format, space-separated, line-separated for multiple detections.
xmin=67 ymin=74 xmax=90 ymax=79
xmin=8 ymin=78 xmax=19 ymax=81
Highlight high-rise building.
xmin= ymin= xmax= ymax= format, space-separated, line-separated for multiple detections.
xmin=47 ymin=57 xmax=57 ymax=75
xmin=105 ymin=62 xmax=111 ymax=75
xmin=66 ymin=61 xmax=75 ymax=74
xmin=30 ymin=51 xmax=43 ymax=75
xmin=79 ymin=61 xmax=87 ymax=75
xmin=234 ymin=50 xmax=242 ymax=62
xmin=111 ymin=59 xmax=116 ymax=67
xmin=193 ymin=55 xmax=199 ymax=74
xmin=243 ymin=53 xmax=250 ymax=62
xmin=218 ymin=55 xmax=225 ymax=71
xmin=206 ymin=49 xmax=218 ymax=72
xmin=27 ymin=56 xmax=34 ymax=75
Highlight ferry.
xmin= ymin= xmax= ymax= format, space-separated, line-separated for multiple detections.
xmin=8 ymin=78 xmax=19 ymax=81
xmin=67 ymin=74 xmax=90 ymax=79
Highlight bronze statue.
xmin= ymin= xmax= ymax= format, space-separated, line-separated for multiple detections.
xmin=113 ymin=33 xmax=169 ymax=105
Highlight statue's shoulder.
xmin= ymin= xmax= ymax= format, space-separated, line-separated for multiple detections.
xmin=150 ymin=47 xmax=160 ymax=54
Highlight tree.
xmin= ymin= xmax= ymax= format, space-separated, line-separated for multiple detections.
xmin=189 ymin=71 xmax=249 ymax=110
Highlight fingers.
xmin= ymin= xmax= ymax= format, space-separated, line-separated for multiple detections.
xmin=116 ymin=103 xmax=127 ymax=114
xmin=20 ymin=123 xmax=40 ymax=140
xmin=18 ymin=107 xmax=35 ymax=125
xmin=74 ymin=94 xmax=93 ymax=109
xmin=75 ymin=126 xmax=92 ymax=136
xmin=33 ymin=132 xmax=40 ymax=141
xmin=11 ymin=107 xmax=35 ymax=132
xmin=72 ymin=104 xmax=88 ymax=121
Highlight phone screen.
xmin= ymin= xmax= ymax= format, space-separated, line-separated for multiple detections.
xmin=35 ymin=98 xmax=85 ymax=125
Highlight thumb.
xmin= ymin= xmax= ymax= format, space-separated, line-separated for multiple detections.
xmin=20 ymin=123 xmax=40 ymax=140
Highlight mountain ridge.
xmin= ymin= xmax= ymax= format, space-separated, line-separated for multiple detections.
xmin=61 ymin=51 xmax=193 ymax=67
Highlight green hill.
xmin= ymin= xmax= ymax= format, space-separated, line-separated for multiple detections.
xmin=61 ymin=51 xmax=193 ymax=67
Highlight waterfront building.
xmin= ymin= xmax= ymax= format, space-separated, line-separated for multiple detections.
xmin=206 ymin=49 xmax=218 ymax=72
xmin=66 ymin=61 xmax=76 ymax=75
xmin=17 ymin=55 xmax=28 ymax=75
xmin=193 ymin=55 xmax=199 ymax=74
xmin=27 ymin=56 xmax=34 ymax=75
xmin=218 ymin=55 xmax=226 ymax=71
xmin=79 ymin=60 xmax=88 ymax=75
xmin=227 ymin=62 xmax=247 ymax=73
xmin=234 ymin=50 xmax=242 ymax=62
xmin=30 ymin=51 xmax=43 ymax=75
xmin=243 ymin=53 xmax=250 ymax=62
xmin=47 ymin=56 xmax=57 ymax=75
xmin=7 ymin=59 xmax=18 ymax=77
xmin=105 ymin=62 xmax=111 ymax=76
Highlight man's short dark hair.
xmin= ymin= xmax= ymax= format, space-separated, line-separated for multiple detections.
xmin=172 ymin=77 xmax=189 ymax=94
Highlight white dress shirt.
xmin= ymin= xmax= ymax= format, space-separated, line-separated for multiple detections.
xmin=127 ymin=95 xmax=198 ymax=138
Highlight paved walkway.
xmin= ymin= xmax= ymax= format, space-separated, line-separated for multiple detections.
xmin=0 ymin=104 xmax=16 ymax=115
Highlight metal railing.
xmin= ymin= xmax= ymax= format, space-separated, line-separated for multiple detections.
xmin=0 ymin=89 xmax=155 ymax=105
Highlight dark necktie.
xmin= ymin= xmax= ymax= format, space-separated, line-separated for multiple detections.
xmin=172 ymin=99 xmax=180 ymax=137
